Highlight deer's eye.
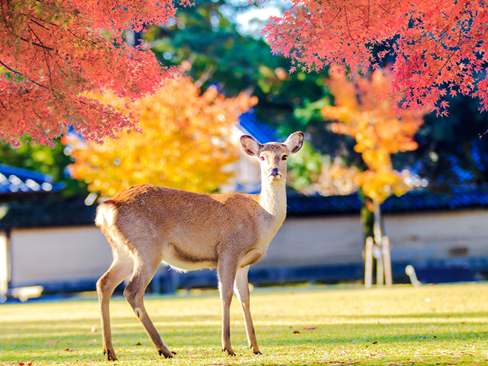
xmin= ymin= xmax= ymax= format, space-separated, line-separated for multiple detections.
xmin=282 ymin=155 xmax=288 ymax=161
xmin=259 ymin=156 xmax=265 ymax=161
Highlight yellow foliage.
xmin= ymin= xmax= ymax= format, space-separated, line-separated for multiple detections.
xmin=313 ymin=157 xmax=359 ymax=196
xmin=65 ymin=77 xmax=257 ymax=197
xmin=355 ymin=170 xmax=410 ymax=204
xmin=323 ymin=67 xmax=427 ymax=204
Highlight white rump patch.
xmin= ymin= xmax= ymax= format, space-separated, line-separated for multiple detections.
xmin=96 ymin=204 xmax=117 ymax=227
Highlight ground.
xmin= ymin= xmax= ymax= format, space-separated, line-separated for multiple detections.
xmin=1 ymin=283 xmax=487 ymax=365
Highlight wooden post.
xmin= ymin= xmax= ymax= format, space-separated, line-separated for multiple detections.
xmin=383 ymin=236 xmax=392 ymax=287
xmin=372 ymin=198 xmax=384 ymax=286
xmin=364 ymin=237 xmax=373 ymax=288
xmin=375 ymin=243 xmax=384 ymax=286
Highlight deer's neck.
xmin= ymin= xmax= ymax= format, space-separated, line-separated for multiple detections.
xmin=258 ymin=180 xmax=287 ymax=225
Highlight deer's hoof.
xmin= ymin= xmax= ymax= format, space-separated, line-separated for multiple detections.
xmin=158 ymin=350 xmax=174 ymax=358
xmin=222 ymin=348 xmax=236 ymax=356
xmin=254 ymin=351 xmax=263 ymax=355
xmin=103 ymin=349 xmax=117 ymax=361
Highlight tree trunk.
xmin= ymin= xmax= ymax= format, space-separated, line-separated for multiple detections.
xmin=359 ymin=190 xmax=374 ymax=242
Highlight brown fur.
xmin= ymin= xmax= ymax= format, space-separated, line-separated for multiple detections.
xmin=95 ymin=132 xmax=304 ymax=360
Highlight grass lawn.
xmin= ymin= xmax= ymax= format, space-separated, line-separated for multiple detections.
xmin=1 ymin=283 xmax=487 ymax=365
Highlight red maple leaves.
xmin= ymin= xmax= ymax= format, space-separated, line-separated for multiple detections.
xmin=262 ymin=0 xmax=488 ymax=115
xmin=0 ymin=0 xmax=185 ymax=146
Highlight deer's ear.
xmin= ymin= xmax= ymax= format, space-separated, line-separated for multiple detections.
xmin=285 ymin=132 xmax=304 ymax=154
xmin=240 ymin=135 xmax=261 ymax=156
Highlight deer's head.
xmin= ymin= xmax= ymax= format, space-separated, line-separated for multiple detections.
xmin=240 ymin=132 xmax=304 ymax=184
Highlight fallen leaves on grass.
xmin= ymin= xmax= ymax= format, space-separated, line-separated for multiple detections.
xmin=64 ymin=349 xmax=74 ymax=352
xmin=19 ymin=361 xmax=33 ymax=366
xmin=303 ymin=327 xmax=316 ymax=330
xmin=135 ymin=342 xmax=142 ymax=346
xmin=293 ymin=331 xmax=300 ymax=334
xmin=46 ymin=340 xmax=59 ymax=343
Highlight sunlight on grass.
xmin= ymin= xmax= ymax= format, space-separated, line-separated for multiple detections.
xmin=1 ymin=283 xmax=488 ymax=365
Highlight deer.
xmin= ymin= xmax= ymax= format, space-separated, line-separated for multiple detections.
xmin=95 ymin=131 xmax=304 ymax=361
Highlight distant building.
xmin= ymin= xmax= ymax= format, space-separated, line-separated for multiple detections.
xmin=3 ymin=185 xmax=488 ymax=294
xmin=2 ymin=115 xmax=488 ymax=296
xmin=0 ymin=164 xmax=64 ymax=301
xmin=221 ymin=112 xmax=278 ymax=194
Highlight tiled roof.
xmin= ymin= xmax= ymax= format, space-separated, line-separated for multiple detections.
xmin=4 ymin=187 xmax=488 ymax=230
xmin=0 ymin=164 xmax=65 ymax=200
xmin=287 ymin=187 xmax=488 ymax=216
xmin=237 ymin=112 xmax=278 ymax=143
xmin=0 ymin=195 xmax=96 ymax=230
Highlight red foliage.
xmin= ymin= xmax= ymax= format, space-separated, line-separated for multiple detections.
xmin=0 ymin=0 xmax=187 ymax=146
xmin=262 ymin=0 xmax=488 ymax=115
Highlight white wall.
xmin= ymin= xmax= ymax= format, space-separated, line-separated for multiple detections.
xmin=11 ymin=226 xmax=112 ymax=286
xmin=256 ymin=216 xmax=364 ymax=268
xmin=9 ymin=208 xmax=488 ymax=287
xmin=384 ymin=209 xmax=488 ymax=262
xmin=256 ymin=209 xmax=488 ymax=269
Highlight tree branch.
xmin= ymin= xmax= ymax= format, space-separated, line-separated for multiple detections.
xmin=28 ymin=24 xmax=56 ymax=90
xmin=344 ymin=6 xmax=362 ymax=55
xmin=436 ymin=26 xmax=463 ymax=78
xmin=32 ymin=107 xmax=44 ymax=121
xmin=321 ymin=7 xmax=343 ymax=29
xmin=29 ymin=18 xmax=50 ymax=30
xmin=0 ymin=60 xmax=49 ymax=90
xmin=19 ymin=37 xmax=55 ymax=51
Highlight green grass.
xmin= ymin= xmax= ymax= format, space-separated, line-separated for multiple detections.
xmin=1 ymin=283 xmax=488 ymax=365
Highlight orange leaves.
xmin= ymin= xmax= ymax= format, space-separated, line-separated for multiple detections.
xmin=324 ymin=68 xmax=426 ymax=204
xmin=66 ymin=77 xmax=257 ymax=196
xmin=263 ymin=0 xmax=488 ymax=114
xmin=0 ymin=0 xmax=181 ymax=146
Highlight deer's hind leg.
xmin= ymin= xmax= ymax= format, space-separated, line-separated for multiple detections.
xmin=97 ymin=246 xmax=133 ymax=361
xmin=124 ymin=248 xmax=174 ymax=358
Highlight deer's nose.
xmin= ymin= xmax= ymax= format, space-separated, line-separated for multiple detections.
xmin=270 ymin=168 xmax=280 ymax=176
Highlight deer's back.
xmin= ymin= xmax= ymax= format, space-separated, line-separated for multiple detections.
xmin=96 ymin=184 xmax=266 ymax=267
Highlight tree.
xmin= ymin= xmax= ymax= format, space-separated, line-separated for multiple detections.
xmin=145 ymin=0 xmax=330 ymax=133
xmin=0 ymin=0 xmax=184 ymax=146
xmin=65 ymin=76 xmax=257 ymax=197
xmin=322 ymin=67 xmax=427 ymax=239
xmin=262 ymin=0 xmax=488 ymax=114
xmin=0 ymin=0 xmax=327 ymax=197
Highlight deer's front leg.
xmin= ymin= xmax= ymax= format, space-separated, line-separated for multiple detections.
xmin=234 ymin=266 xmax=261 ymax=354
xmin=218 ymin=257 xmax=238 ymax=356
